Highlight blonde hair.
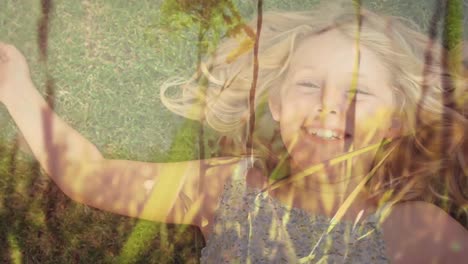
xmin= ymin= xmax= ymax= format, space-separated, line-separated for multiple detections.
xmin=161 ymin=2 xmax=467 ymax=223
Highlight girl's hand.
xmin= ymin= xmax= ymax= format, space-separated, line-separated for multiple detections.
xmin=0 ymin=43 xmax=32 ymax=103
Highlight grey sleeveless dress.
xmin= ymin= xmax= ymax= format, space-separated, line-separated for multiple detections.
xmin=200 ymin=159 xmax=390 ymax=263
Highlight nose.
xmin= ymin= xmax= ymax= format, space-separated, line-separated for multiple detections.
xmin=314 ymin=106 xmax=339 ymax=123
xmin=314 ymin=88 xmax=344 ymax=117
xmin=316 ymin=107 xmax=338 ymax=115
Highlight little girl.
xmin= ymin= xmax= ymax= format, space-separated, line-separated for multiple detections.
xmin=0 ymin=1 xmax=467 ymax=263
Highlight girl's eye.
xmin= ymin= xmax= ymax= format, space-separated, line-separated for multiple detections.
xmin=346 ymin=89 xmax=374 ymax=96
xmin=297 ymin=81 xmax=320 ymax=89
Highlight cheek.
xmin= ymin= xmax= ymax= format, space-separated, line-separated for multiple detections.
xmin=278 ymin=99 xmax=310 ymax=152
xmin=354 ymin=104 xmax=395 ymax=143
xmin=280 ymin=94 xmax=316 ymax=125
xmin=278 ymin=112 xmax=303 ymax=146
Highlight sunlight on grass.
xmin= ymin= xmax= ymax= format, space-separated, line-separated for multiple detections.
xmin=7 ymin=233 xmax=22 ymax=264
xmin=118 ymin=221 xmax=160 ymax=263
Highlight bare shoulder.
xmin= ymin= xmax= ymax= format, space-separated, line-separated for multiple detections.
xmin=381 ymin=201 xmax=468 ymax=264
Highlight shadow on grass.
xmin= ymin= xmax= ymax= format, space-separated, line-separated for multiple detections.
xmin=0 ymin=135 xmax=205 ymax=263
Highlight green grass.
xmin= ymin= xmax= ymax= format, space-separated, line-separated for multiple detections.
xmin=0 ymin=0 xmax=460 ymax=263
xmin=0 ymin=0 xmax=207 ymax=262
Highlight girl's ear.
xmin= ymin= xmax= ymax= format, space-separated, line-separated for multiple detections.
xmin=268 ymin=94 xmax=281 ymax=122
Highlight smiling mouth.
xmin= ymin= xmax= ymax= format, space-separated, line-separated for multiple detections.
xmin=302 ymin=127 xmax=352 ymax=141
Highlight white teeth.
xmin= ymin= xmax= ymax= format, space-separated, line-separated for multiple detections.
xmin=306 ymin=128 xmax=341 ymax=140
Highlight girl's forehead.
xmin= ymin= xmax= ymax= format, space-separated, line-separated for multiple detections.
xmin=288 ymin=29 xmax=391 ymax=83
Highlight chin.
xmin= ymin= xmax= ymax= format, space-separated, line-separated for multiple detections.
xmin=287 ymin=139 xmax=368 ymax=177
xmin=288 ymin=141 xmax=343 ymax=172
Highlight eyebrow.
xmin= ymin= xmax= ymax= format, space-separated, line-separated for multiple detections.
xmin=293 ymin=66 xmax=317 ymax=74
xmin=296 ymin=67 xmax=367 ymax=77
xmin=293 ymin=68 xmax=371 ymax=89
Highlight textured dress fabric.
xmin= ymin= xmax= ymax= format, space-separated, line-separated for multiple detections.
xmin=200 ymin=159 xmax=390 ymax=264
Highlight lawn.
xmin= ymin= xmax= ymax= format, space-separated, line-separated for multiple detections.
xmin=0 ymin=0 xmax=464 ymax=263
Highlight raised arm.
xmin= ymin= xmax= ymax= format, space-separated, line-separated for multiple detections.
xmin=0 ymin=43 xmax=239 ymax=231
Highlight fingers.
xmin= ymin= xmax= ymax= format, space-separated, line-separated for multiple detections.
xmin=0 ymin=43 xmax=23 ymax=64
xmin=0 ymin=43 xmax=11 ymax=63
xmin=0 ymin=52 xmax=8 ymax=63
xmin=0 ymin=42 xmax=14 ymax=49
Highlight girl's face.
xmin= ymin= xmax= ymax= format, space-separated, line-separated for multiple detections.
xmin=270 ymin=29 xmax=400 ymax=177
